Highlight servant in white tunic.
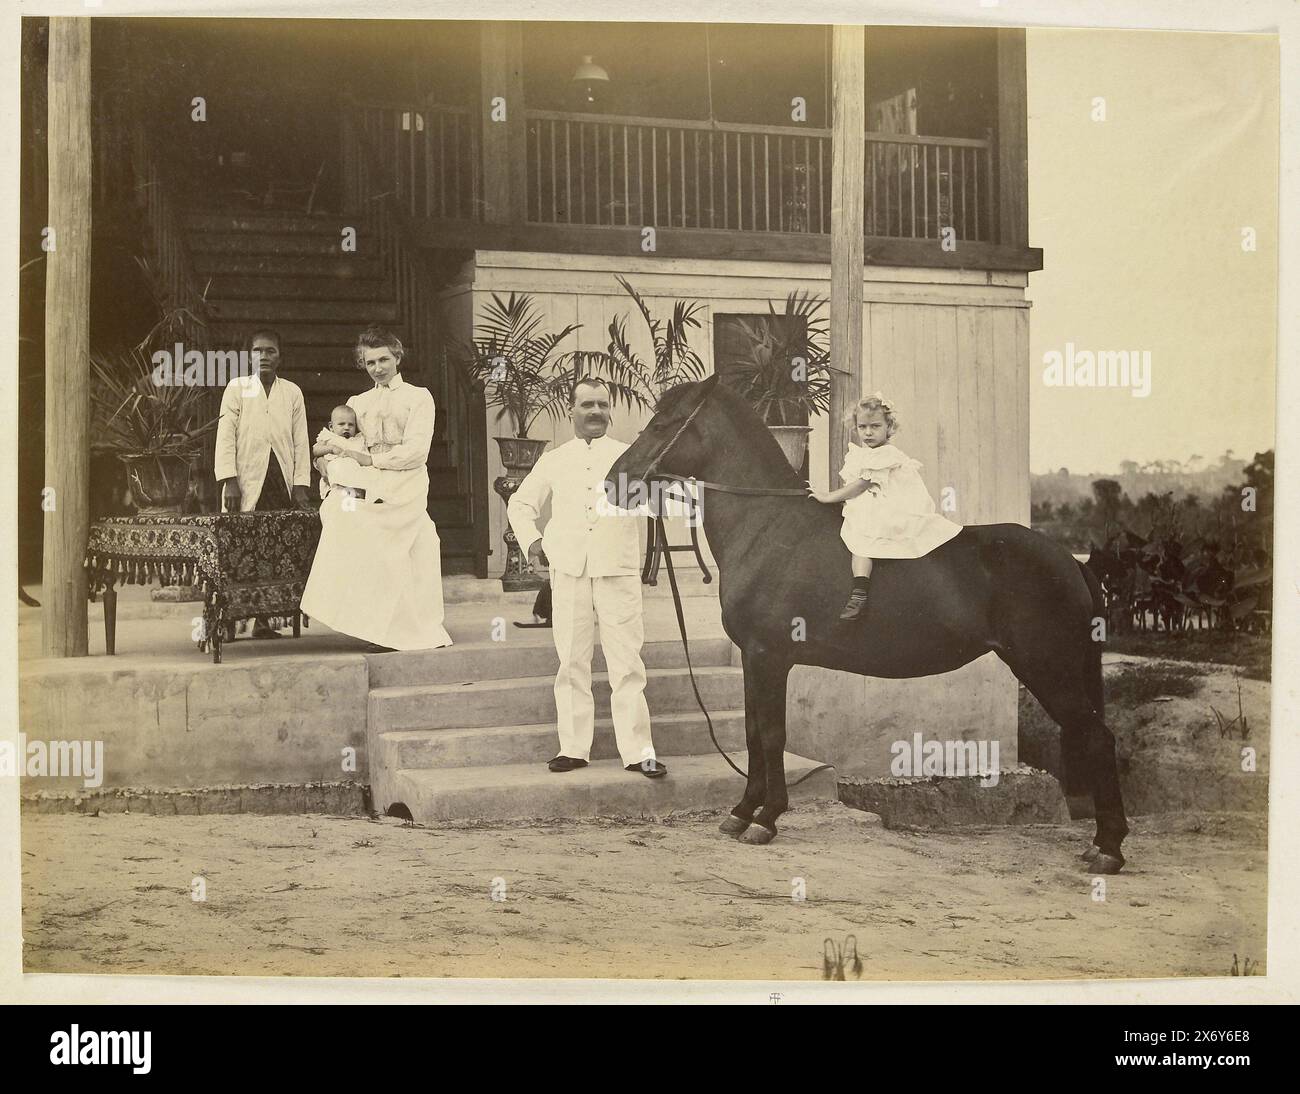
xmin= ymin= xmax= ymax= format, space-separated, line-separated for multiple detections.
xmin=213 ymin=373 xmax=312 ymax=511
xmin=301 ymin=368 xmax=452 ymax=651
xmin=508 ymin=383 xmax=660 ymax=774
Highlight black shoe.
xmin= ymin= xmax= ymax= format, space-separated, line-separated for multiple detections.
xmin=839 ymin=588 xmax=870 ymax=621
xmin=626 ymin=759 xmax=668 ymax=778
xmin=513 ymin=617 xmax=552 ymax=629
xmin=548 ymin=755 xmax=589 ymax=773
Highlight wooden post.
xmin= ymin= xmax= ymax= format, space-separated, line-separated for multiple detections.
xmin=479 ymin=20 xmax=526 ymax=224
xmin=42 ymin=17 xmax=92 ymax=658
xmin=829 ymin=25 xmax=865 ymax=481
xmin=995 ymin=29 xmax=1029 ymax=249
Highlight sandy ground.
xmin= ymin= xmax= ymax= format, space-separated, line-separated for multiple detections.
xmin=20 ymin=801 xmax=1266 ymax=981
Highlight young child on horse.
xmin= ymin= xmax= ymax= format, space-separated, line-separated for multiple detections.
xmin=807 ymin=393 xmax=961 ymax=620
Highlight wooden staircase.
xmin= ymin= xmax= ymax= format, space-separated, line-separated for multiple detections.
xmin=185 ymin=211 xmax=482 ymax=574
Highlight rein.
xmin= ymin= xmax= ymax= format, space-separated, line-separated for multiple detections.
xmin=645 ymin=384 xmax=834 ymax=791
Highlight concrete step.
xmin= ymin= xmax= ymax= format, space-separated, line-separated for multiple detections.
xmin=206 ymin=275 xmax=392 ymax=301
xmin=192 ymin=254 xmax=385 ymax=279
xmin=382 ymin=752 xmax=835 ymax=822
xmin=369 ymin=665 xmax=745 ymax=733
xmin=367 ymin=635 xmax=735 ymax=687
xmin=377 ymin=709 xmax=747 ymax=770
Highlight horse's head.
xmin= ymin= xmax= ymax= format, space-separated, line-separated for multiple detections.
xmin=605 ymin=375 xmax=721 ymax=508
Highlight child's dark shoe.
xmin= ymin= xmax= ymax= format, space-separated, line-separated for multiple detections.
xmin=839 ymin=587 xmax=870 ymax=621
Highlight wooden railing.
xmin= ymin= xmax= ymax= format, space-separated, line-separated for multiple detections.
xmin=342 ymin=107 xmax=491 ymax=574
xmin=345 ymin=99 xmax=995 ymax=243
xmin=345 ymin=100 xmax=481 ymax=222
xmin=527 ymin=111 xmax=994 ymax=242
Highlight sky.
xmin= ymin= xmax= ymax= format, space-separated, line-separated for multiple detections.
xmin=1025 ymin=28 xmax=1278 ymax=474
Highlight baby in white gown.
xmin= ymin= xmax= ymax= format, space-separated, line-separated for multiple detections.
xmin=313 ymin=405 xmax=383 ymax=502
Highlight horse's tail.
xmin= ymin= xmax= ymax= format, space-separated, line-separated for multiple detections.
xmin=1053 ymin=560 xmax=1107 ymax=796
xmin=1076 ymin=560 xmax=1106 ymax=721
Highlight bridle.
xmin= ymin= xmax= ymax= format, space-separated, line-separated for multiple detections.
xmin=639 ymin=384 xmax=808 ymax=498
xmin=631 ymin=381 xmax=834 ymax=792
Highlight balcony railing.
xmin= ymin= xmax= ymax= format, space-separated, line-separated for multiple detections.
xmin=346 ymin=102 xmax=997 ymax=243
xmin=348 ymin=101 xmax=481 ymax=221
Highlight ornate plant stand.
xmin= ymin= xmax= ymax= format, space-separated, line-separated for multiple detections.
xmin=493 ymin=436 xmax=549 ymax=592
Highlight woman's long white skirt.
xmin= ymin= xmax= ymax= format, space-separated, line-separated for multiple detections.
xmin=301 ymin=469 xmax=453 ymax=651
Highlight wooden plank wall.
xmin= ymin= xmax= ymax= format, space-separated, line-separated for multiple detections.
xmin=459 ymin=252 xmax=1031 ymax=577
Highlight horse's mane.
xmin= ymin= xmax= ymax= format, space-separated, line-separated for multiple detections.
xmin=657 ymin=378 xmax=805 ymax=486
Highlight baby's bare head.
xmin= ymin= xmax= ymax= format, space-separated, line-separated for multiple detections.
xmin=328 ymin=406 xmax=358 ymax=438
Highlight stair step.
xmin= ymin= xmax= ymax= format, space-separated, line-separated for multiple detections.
xmin=370 ymin=665 xmax=744 ymax=733
xmin=429 ymin=497 xmax=469 ymax=525
xmin=211 ymin=322 xmax=388 ymax=347
xmin=209 ymin=300 xmax=400 ymax=324
xmin=382 ymin=752 xmax=835 ymax=822
xmin=193 ymin=254 xmax=385 ymax=279
xmin=190 ymin=232 xmax=376 ymax=257
xmin=205 ymin=275 xmax=393 ymax=302
xmin=428 ymin=467 xmax=462 ymax=493
xmin=184 ymin=212 xmax=356 ymax=235
xmin=281 ymin=346 xmax=360 ymax=372
xmin=378 ymin=710 xmax=746 ymax=770
xmin=437 ymin=525 xmax=480 ymax=554
xmin=367 ymin=635 xmax=735 ymax=688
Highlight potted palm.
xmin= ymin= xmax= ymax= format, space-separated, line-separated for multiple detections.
xmin=599 ymin=276 xmax=708 ymax=403
xmin=90 ymin=304 xmax=218 ymax=513
xmin=716 ymin=290 xmax=832 ymax=469
xmin=596 ymin=277 xmax=708 ymax=527
xmin=455 ymin=292 xmax=652 ymax=589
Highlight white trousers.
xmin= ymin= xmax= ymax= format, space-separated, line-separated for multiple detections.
xmin=551 ymin=569 xmax=655 ymax=767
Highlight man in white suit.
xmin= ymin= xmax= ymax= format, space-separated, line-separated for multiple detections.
xmin=508 ymin=378 xmax=665 ymax=778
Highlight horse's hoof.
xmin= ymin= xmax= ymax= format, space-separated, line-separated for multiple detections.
xmin=1081 ymin=844 xmax=1102 ymax=862
xmin=719 ymin=814 xmax=751 ymax=836
xmin=1092 ymin=852 xmax=1125 ymax=875
xmin=739 ymin=824 xmax=776 ymax=845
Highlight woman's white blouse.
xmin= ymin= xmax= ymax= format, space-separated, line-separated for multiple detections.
xmin=345 ymin=372 xmax=435 ymax=471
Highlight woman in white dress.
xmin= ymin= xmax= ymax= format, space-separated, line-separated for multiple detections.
xmin=301 ymin=327 xmax=453 ymax=651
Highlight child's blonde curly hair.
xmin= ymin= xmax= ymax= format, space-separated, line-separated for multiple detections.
xmin=844 ymin=392 xmax=900 ymax=438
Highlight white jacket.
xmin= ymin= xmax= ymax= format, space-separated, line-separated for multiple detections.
xmin=507 ymin=434 xmax=646 ymax=579
xmin=213 ymin=375 xmax=311 ymax=511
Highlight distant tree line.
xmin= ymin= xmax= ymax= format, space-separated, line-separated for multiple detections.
xmin=1031 ymin=449 xmax=1273 ymax=565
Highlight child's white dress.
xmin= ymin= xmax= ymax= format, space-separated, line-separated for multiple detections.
xmin=838 ymin=443 xmax=961 ymax=558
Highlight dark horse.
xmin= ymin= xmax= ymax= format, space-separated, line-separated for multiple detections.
xmin=607 ymin=376 xmax=1129 ymax=873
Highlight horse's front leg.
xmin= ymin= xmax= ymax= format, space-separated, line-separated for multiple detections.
xmin=739 ymin=652 xmax=792 ymax=846
xmin=719 ymin=645 xmax=769 ymax=836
